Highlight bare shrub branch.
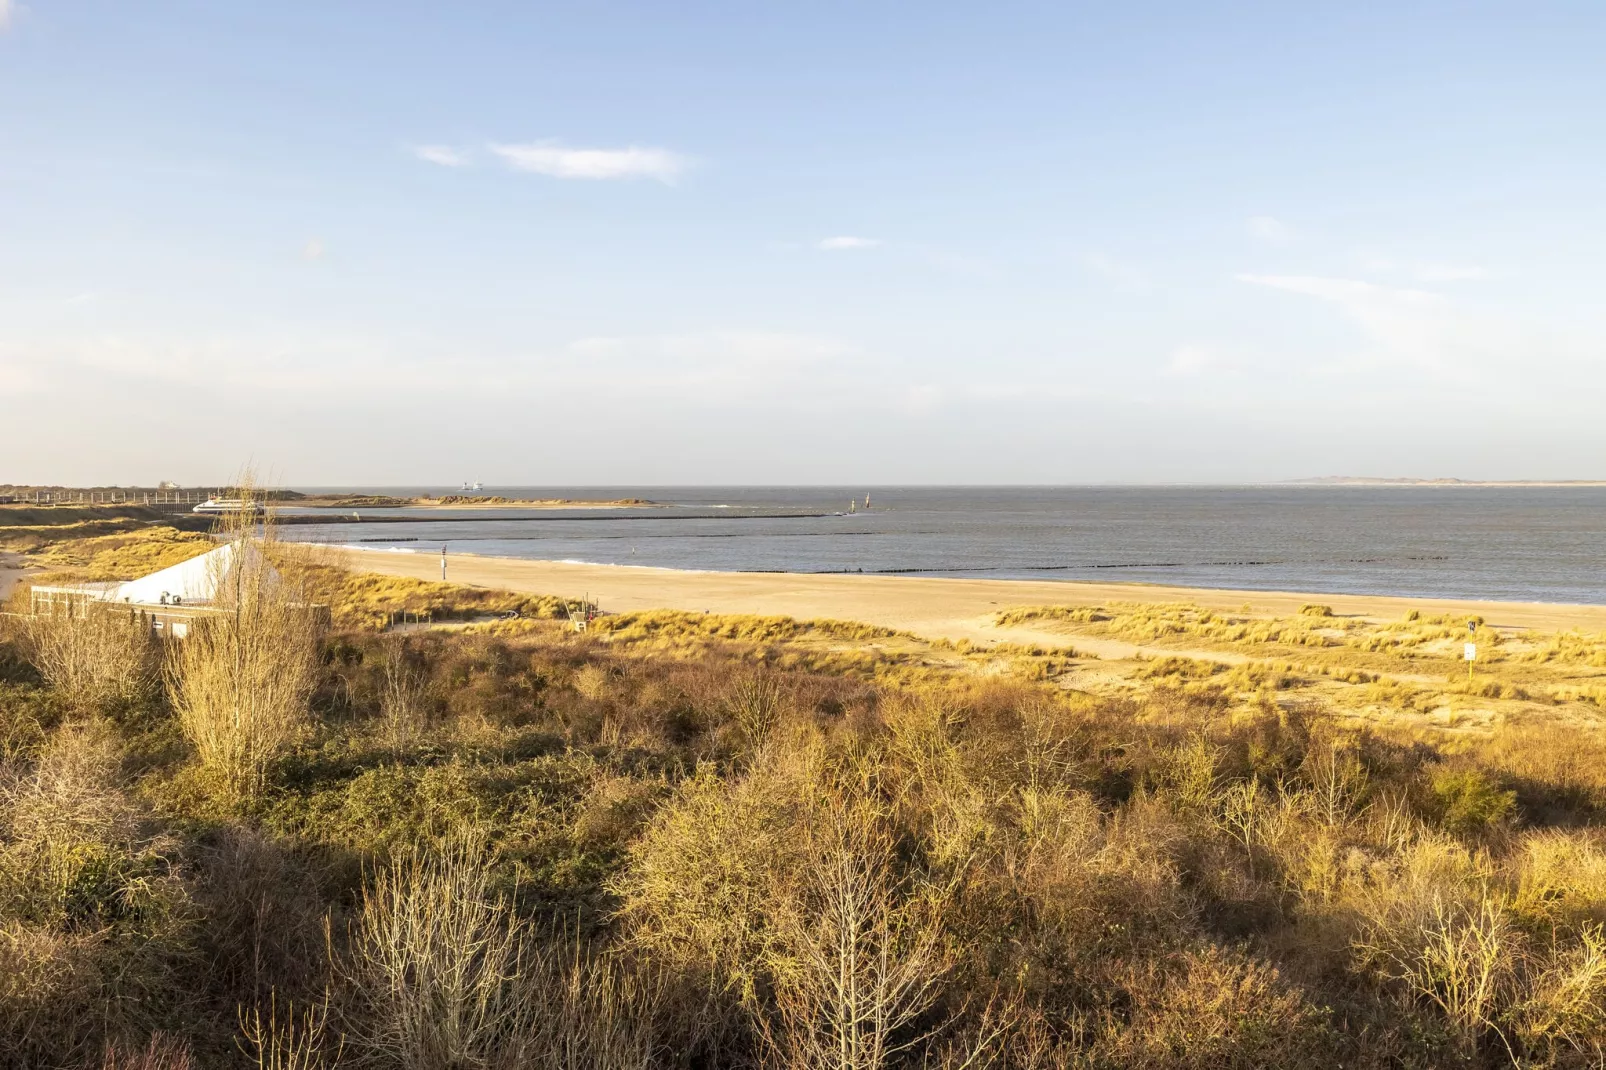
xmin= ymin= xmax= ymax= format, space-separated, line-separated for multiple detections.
xmin=164 ymin=476 xmax=320 ymax=797
xmin=23 ymin=603 xmax=155 ymax=711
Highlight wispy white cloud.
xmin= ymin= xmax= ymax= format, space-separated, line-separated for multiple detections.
xmin=1238 ymin=274 xmax=1457 ymax=370
xmin=489 ymin=141 xmax=688 ymax=182
xmin=1084 ymin=252 xmax=1146 ymax=290
xmin=1248 ymin=215 xmax=1295 ymax=244
xmin=1165 ymin=344 xmax=1240 ymax=376
xmin=1414 ymin=262 xmax=1487 ymax=283
xmin=302 ymin=238 xmax=325 ymax=261
xmin=0 ymin=0 xmax=16 ymax=31
xmin=915 ymin=246 xmax=999 ymax=279
xmin=3 ymin=330 xmax=861 ymax=407
xmin=1359 ymin=255 xmax=1487 ymax=283
xmin=560 ymin=331 xmax=856 ymax=403
xmin=1234 ymin=273 xmax=1555 ymax=385
xmin=412 ymin=144 xmax=470 ymax=168
xmin=817 ymin=236 xmax=881 ymax=251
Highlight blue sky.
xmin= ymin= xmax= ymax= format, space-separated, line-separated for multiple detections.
xmin=4 ymin=2 xmax=1605 ymax=485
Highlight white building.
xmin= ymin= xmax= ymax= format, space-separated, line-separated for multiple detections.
xmin=27 ymin=542 xmax=304 ymax=637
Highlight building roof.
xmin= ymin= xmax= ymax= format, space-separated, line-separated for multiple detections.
xmin=110 ymin=541 xmax=275 ymax=605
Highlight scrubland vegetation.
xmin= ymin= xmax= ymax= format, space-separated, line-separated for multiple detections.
xmin=5 ymin=526 xmax=1606 ymax=1067
xmin=0 ymin=504 xmax=212 ymax=557
xmin=26 ymin=527 xmax=217 ymax=583
xmin=999 ymin=601 xmax=1606 ymax=720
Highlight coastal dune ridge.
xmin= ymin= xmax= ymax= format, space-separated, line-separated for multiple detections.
xmin=335 ymin=547 xmax=1606 ymax=647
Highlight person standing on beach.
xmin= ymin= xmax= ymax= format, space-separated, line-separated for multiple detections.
xmin=441 ymin=545 xmax=448 ymax=582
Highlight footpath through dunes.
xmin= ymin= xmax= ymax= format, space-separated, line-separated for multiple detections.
xmin=334 ymin=548 xmax=1606 ymax=651
xmin=0 ymin=552 xmax=27 ymax=602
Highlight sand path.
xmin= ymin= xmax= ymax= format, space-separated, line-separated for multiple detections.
xmin=0 ymin=552 xmax=28 ymax=603
xmin=337 ymin=550 xmax=1606 ymax=658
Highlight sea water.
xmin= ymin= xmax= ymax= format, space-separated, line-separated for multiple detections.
xmin=282 ymin=486 xmax=1606 ymax=604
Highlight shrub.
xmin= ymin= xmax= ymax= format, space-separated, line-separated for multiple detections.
xmin=1099 ymin=943 xmax=1335 ymax=1069
xmin=95 ymin=1034 xmax=196 ymax=1069
xmin=189 ymin=828 xmax=329 ymax=1006
xmin=1512 ymin=924 xmax=1606 ymax=1060
xmin=237 ymin=992 xmax=338 ymax=1070
xmin=341 ymin=833 xmax=528 ymax=1069
xmin=0 ymin=723 xmax=193 ymax=1066
xmin=0 ymin=683 xmax=58 ymax=763
xmin=0 ymin=721 xmax=140 ymax=925
xmin=378 ymin=638 xmax=431 ymax=749
xmin=727 ymin=672 xmax=788 ymax=751
xmin=22 ymin=605 xmax=156 ymax=711
xmin=1430 ymin=769 xmax=1516 ymax=836
xmin=760 ymin=803 xmax=958 ymax=1070
xmin=166 ymin=523 xmax=320 ymax=798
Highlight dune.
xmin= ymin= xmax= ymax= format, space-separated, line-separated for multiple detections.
xmin=335 ymin=549 xmax=1606 ymax=651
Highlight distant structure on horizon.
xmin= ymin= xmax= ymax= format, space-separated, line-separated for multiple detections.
xmin=1288 ymin=476 xmax=1606 ymax=487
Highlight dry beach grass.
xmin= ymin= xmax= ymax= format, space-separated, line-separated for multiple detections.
xmin=2 ymin=518 xmax=1606 ymax=1066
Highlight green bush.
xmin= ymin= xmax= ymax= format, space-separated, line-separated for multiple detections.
xmin=1430 ymin=768 xmax=1517 ymax=834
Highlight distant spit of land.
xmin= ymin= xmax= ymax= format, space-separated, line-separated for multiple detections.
xmin=1287 ymin=477 xmax=1606 ymax=487
xmin=295 ymin=494 xmax=661 ymax=509
xmin=0 ymin=486 xmax=661 ymax=510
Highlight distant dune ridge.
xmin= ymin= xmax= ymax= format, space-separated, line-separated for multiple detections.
xmin=1287 ymin=476 xmax=1606 ymax=486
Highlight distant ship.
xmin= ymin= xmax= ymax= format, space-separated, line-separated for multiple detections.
xmin=192 ymin=498 xmax=265 ymax=515
xmin=460 ymin=481 xmax=484 ymax=492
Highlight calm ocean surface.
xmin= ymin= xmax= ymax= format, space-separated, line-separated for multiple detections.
xmin=283 ymin=487 xmax=1606 ymax=605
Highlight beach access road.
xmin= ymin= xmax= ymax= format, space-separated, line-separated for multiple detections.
xmin=334 ymin=550 xmax=1606 ymax=658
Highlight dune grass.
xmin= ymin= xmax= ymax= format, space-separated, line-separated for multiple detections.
xmin=591 ymin=608 xmax=903 ymax=644
xmin=998 ymin=601 xmax=1606 ymax=714
xmin=28 ymin=527 xmax=216 ymax=582
xmin=287 ymin=561 xmax=572 ymax=632
xmin=6 ymin=561 xmax=1606 ymax=1065
xmin=0 ymin=504 xmax=167 ymax=528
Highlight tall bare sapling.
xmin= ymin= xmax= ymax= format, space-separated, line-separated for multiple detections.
xmin=165 ymin=480 xmax=319 ymax=797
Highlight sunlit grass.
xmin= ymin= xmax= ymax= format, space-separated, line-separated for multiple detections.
xmin=29 ymin=526 xmax=215 ymax=582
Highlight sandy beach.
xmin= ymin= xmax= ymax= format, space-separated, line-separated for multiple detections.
xmin=337 ymin=548 xmax=1606 ymax=651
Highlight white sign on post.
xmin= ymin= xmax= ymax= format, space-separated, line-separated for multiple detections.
xmin=1464 ymin=643 xmax=1477 ymax=662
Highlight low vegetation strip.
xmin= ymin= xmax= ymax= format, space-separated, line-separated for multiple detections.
xmin=0 ymin=503 xmax=168 ymax=527
xmin=6 ymin=523 xmax=1606 ymax=1066
xmin=289 ymin=560 xmax=572 ymax=631
xmin=999 ymin=600 xmax=1606 ymax=714
xmin=590 ymin=608 xmax=905 ymax=644
xmin=27 ymin=526 xmax=216 ymax=581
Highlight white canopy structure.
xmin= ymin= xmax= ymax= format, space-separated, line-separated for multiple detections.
xmin=28 ymin=537 xmax=317 ymax=640
xmin=110 ymin=541 xmax=276 ymax=606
